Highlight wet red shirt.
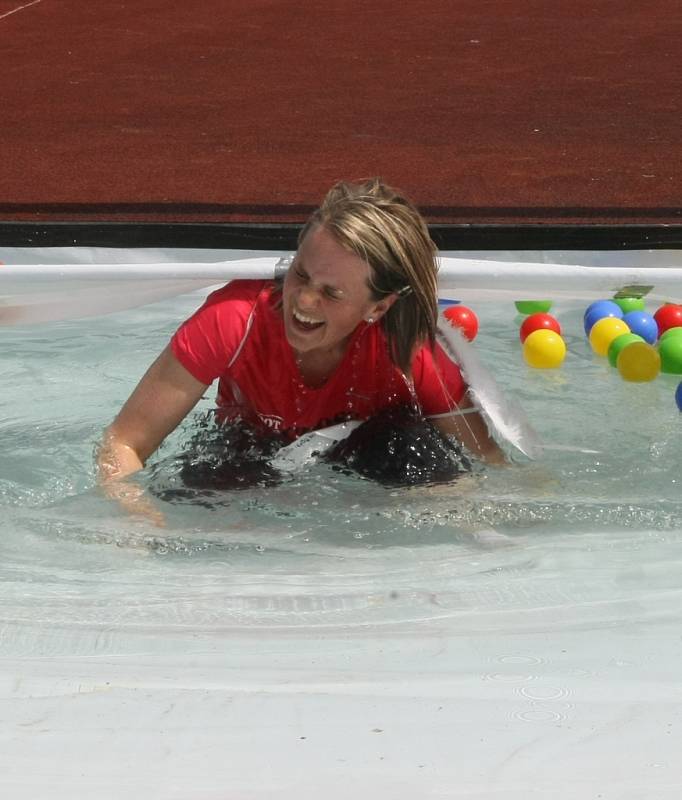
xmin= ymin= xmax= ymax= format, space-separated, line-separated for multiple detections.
xmin=171 ymin=280 xmax=466 ymax=437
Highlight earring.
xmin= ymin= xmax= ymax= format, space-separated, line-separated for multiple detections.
xmin=366 ymin=317 xmax=374 ymax=324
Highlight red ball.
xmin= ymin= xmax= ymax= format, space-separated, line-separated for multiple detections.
xmin=519 ymin=312 xmax=561 ymax=343
xmin=443 ymin=305 xmax=479 ymax=340
xmin=654 ymin=304 xmax=682 ymax=336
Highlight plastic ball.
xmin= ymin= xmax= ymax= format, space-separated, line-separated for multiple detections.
xmin=523 ymin=329 xmax=567 ymax=368
xmin=616 ymin=342 xmax=661 ymax=382
xmin=622 ymin=310 xmax=658 ymax=344
xmin=613 ymin=296 xmax=646 ymax=313
xmin=443 ymin=304 xmax=479 ymax=341
xmin=654 ymin=304 xmax=682 ymax=335
xmin=584 ymin=300 xmax=623 ymax=335
xmin=658 ymin=335 xmax=682 ymax=375
xmin=515 ymin=300 xmax=553 ymax=315
xmin=607 ymin=332 xmax=644 ymax=368
xmin=519 ymin=312 xmax=561 ymax=343
xmin=659 ymin=326 xmax=682 ymax=344
xmin=589 ymin=316 xmax=630 ymax=356
xmin=676 ymin=382 xmax=682 ymax=411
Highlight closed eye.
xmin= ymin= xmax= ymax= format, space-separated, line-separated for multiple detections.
xmin=293 ymin=265 xmax=342 ymax=300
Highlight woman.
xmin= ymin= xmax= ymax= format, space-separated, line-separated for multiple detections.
xmin=98 ymin=179 xmax=504 ymax=497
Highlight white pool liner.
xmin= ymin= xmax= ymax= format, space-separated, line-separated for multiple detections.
xmin=1 ymin=246 xmax=681 ymax=324
xmin=3 ymin=585 xmax=682 ymax=799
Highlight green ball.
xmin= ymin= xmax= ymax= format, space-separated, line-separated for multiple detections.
xmin=608 ymin=332 xmax=645 ymax=367
xmin=515 ymin=300 xmax=553 ymax=315
xmin=659 ymin=336 xmax=682 ymax=374
xmin=659 ymin=326 xmax=682 ymax=343
xmin=613 ymin=297 xmax=646 ymax=313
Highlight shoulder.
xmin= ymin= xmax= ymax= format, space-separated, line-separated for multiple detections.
xmin=201 ymin=279 xmax=273 ymax=314
xmin=186 ymin=279 xmax=276 ymax=332
xmin=412 ymin=338 xmax=459 ymax=373
xmin=170 ymin=280 xmax=275 ymax=384
xmin=411 ymin=339 xmax=467 ymax=410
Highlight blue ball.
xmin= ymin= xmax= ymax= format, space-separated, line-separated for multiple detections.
xmin=584 ymin=300 xmax=623 ymax=335
xmin=622 ymin=311 xmax=659 ymax=344
xmin=676 ymin=381 xmax=682 ymax=411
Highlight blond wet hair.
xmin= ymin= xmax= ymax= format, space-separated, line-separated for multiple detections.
xmin=300 ymin=178 xmax=439 ymax=374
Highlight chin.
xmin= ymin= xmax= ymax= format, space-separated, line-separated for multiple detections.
xmin=284 ymin=319 xmax=321 ymax=352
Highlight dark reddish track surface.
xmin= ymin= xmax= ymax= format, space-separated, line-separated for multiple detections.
xmin=2 ymin=0 xmax=680 ymax=224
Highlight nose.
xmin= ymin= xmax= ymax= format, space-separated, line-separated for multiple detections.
xmin=297 ymin=283 xmax=320 ymax=309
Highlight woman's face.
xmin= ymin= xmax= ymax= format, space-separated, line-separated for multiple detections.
xmin=282 ymin=225 xmax=393 ymax=358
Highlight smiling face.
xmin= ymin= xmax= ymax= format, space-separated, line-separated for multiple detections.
xmin=282 ymin=224 xmax=394 ymax=359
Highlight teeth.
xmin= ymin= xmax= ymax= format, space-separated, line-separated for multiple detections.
xmin=293 ymin=308 xmax=323 ymax=325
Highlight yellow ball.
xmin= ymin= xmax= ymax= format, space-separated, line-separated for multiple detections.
xmin=523 ymin=329 xmax=567 ymax=368
xmin=616 ymin=341 xmax=661 ymax=382
xmin=589 ymin=317 xmax=630 ymax=356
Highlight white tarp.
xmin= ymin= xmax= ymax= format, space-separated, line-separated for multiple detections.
xmin=1 ymin=246 xmax=681 ymax=324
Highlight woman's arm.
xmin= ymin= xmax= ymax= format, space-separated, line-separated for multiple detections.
xmin=431 ymin=392 xmax=507 ymax=466
xmin=97 ymin=345 xmax=209 ymax=482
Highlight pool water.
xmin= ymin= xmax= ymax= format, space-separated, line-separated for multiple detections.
xmin=1 ymin=287 xmax=680 ymax=629
xmin=2 ymin=277 xmax=682 ymax=798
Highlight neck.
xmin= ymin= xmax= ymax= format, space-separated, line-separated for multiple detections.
xmin=295 ymin=339 xmax=349 ymax=387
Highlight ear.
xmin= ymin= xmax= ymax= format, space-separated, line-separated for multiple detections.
xmin=367 ymin=293 xmax=398 ymax=322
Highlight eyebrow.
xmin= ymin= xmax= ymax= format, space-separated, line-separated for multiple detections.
xmin=295 ymin=262 xmax=345 ymax=297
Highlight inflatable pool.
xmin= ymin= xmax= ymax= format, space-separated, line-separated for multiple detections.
xmin=1 ymin=247 xmax=681 ymax=798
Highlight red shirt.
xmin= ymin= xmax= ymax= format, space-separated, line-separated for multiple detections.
xmin=171 ymin=280 xmax=466 ymax=438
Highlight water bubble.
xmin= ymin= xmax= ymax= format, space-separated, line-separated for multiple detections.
xmin=484 ymin=673 xmax=535 ymax=683
xmin=517 ymin=686 xmax=570 ymax=701
xmin=497 ymin=655 xmax=545 ymax=666
xmin=513 ymin=709 xmax=565 ymax=723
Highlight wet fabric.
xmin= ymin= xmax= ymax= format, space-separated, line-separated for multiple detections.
xmin=324 ymin=405 xmax=472 ymax=487
xmin=151 ymin=406 xmax=471 ymax=503
xmin=149 ymin=421 xmax=286 ymax=503
xmin=171 ymin=280 xmax=467 ymax=437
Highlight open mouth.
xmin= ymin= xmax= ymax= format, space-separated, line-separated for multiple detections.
xmin=292 ymin=307 xmax=325 ymax=332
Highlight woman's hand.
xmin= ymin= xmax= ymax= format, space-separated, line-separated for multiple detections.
xmin=97 ymin=345 xmax=209 ymax=519
xmin=99 ymin=473 xmax=167 ymax=528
